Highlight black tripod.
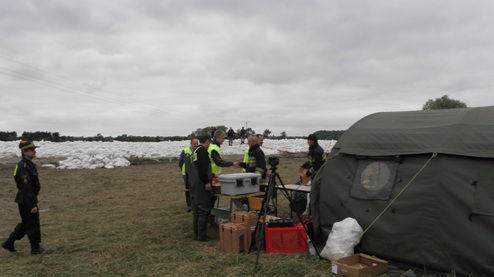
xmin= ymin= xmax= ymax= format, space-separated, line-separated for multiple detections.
xmin=251 ymin=156 xmax=320 ymax=270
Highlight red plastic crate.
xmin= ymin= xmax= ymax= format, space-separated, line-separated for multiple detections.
xmin=265 ymin=223 xmax=308 ymax=253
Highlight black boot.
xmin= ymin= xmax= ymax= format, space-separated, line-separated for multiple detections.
xmin=30 ymin=244 xmax=46 ymax=255
xmin=1 ymin=233 xmax=17 ymax=253
xmin=197 ymin=214 xmax=210 ymax=242
xmin=1 ymin=239 xmax=16 ymax=253
xmin=193 ymin=213 xmax=199 ymax=240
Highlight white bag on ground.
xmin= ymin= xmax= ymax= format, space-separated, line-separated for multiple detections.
xmin=320 ymin=217 xmax=363 ymax=261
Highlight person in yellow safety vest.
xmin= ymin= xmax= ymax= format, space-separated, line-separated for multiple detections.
xmin=207 ymin=130 xmax=240 ymax=228
xmin=209 ymin=130 xmax=240 ymax=179
xmin=239 ymin=134 xmax=267 ymax=191
xmin=178 ymin=137 xmax=199 ymax=212
xmin=242 ymin=134 xmax=264 ymax=172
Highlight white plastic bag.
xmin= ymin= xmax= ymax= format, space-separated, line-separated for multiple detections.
xmin=320 ymin=217 xmax=363 ymax=261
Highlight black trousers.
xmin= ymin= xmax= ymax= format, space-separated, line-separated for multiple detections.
xmin=11 ymin=203 xmax=41 ymax=245
xmin=190 ymin=186 xmax=214 ymax=215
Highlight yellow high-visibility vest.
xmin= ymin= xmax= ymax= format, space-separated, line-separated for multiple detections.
xmin=208 ymin=143 xmax=222 ymax=175
xmin=242 ymin=147 xmax=249 ymax=172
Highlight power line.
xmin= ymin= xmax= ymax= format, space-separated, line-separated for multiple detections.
xmin=242 ymin=120 xmax=251 ymax=129
xmin=0 ymin=66 xmax=155 ymax=110
xmin=0 ymin=54 xmax=171 ymax=112
xmin=0 ymin=54 xmax=92 ymax=90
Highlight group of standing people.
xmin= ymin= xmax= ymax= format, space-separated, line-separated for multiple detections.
xmin=179 ymin=130 xmax=267 ymax=241
xmin=225 ymin=126 xmax=247 ymax=146
xmin=178 ymin=130 xmax=326 ymax=242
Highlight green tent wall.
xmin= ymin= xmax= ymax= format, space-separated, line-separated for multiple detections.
xmin=311 ymin=106 xmax=494 ymax=276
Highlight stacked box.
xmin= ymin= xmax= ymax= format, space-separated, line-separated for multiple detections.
xmin=247 ymin=195 xmax=264 ymax=211
xmin=231 ymin=208 xmax=259 ymax=228
xmin=231 ymin=209 xmax=259 ymax=249
xmin=218 ymin=173 xmax=261 ymax=195
xmin=219 ymin=220 xmax=249 ymax=253
xmin=265 ymin=223 xmax=308 ymax=254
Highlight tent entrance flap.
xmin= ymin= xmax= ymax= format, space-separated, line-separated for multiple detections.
xmin=472 ymin=160 xmax=494 ymax=217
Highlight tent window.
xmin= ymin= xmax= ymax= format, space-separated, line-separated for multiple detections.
xmin=350 ymin=160 xmax=398 ymax=200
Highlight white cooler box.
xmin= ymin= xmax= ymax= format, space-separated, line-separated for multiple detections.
xmin=218 ymin=173 xmax=261 ymax=195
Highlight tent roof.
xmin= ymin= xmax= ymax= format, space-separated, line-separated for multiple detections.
xmin=334 ymin=106 xmax=494 ymax=158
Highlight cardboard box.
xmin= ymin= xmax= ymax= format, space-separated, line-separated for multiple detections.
xmin=231 ymin=209 xmax=259 ymax=228
xmin=247 ymin=195 xmax=264 ymax=211
xmin=231 ymin=209 xmax=259 ymax=249
xmin=219 ymin=220 xmax=249 ymax=253
xmin=332 ymin=253 xmax=388 ymax=277
xmin=218 ymin=173 xmax=261 ymax=195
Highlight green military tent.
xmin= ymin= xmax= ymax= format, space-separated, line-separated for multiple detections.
xmin=311 ymin=106 xmax=494 ymax=276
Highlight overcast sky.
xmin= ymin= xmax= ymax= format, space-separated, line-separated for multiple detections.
xmin=1 ymin=1 xmax=494 ymax=137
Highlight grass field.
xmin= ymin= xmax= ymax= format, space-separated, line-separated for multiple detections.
xmin=1 ymin=154 xmax=344 ymax=277
xmin=1 ymin=154 xmax=458 ymax=277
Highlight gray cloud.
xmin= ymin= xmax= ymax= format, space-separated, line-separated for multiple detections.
xmin=1 ymin=0 xmax=494 ymax=137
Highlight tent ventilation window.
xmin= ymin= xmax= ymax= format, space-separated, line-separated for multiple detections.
xmin=350 ymin=159 xmax=398 ymax=200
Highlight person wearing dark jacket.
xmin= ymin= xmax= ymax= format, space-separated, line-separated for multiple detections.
xmin=299 ymin=134 xmax=326 ymax=179
xmin=239 ymin=134 xmax=267 ymax=189
xmin=239 ymin=127 xmax=246 ymax=144
xmin=188 ymin=134 xmax=214 ymax=241
xmin=178 ymin=137 xmax=199 ymax=212
xmin=2 ymin=140 xmax=47 ymax=255
xmin=227 ymin=127 xmax=235 ymax=146
xmin=209 ymin=130 xmax=236 ymax=177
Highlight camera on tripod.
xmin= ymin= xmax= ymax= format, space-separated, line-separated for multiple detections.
xmin=268 ymin=156 xmax=279 ymax=167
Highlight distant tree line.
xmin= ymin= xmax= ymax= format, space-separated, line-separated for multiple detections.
xmin=0 ymin=131 xmax=18 ymax=141
xmin=0 ymin=131 xmax=62 ymax=142
xmin=0 ymin=128 xmax=347 ymax=142
xmin=0 ymin=131 xmax=188 ymax=142
xmin=187 ymin=126 xmax=346 ymax=140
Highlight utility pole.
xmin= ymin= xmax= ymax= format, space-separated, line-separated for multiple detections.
xmin=242 ymin=120 xmax=251 ymax=129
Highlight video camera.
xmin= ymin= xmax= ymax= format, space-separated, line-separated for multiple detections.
xmin=268 ymin=156 xmax=279 ymax=167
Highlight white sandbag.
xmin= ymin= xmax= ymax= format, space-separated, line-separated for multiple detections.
xmin=320 ymin=217 xmax=363 ymax=261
